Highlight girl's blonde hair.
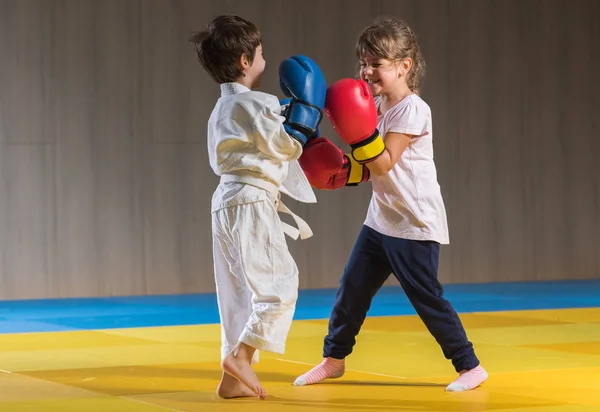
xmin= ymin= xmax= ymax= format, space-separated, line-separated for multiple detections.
xmin=356 ymin=16 xmax=426 ymax=94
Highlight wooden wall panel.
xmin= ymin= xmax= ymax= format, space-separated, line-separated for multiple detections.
xmin=0 ymin=0 xmax=597 ymax=299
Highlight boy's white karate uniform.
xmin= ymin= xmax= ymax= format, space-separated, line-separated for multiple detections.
xmin=208 ymin=82 xmax=316 ymax=363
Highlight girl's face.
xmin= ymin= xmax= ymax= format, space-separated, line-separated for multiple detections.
xmin=359 ymin=54 xmax=412 ymax=96
xmin=359 ymin=54 xmax=402 ymax=95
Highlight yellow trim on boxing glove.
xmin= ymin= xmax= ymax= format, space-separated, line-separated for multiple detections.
xmin=345 ymin=154 xmax=369 ymax=185
xmin=351 ymin=130 xmax=385 ymax=164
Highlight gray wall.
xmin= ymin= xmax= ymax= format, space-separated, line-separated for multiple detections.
xmin=0 ymin=0 xmax=598 ymax=300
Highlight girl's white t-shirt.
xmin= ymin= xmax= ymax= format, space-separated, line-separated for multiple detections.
xmin=364 ymin=94 xmax=450 ymax=244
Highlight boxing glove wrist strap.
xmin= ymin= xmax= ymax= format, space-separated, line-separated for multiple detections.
xmin=350 ymin=129 xmax=385 ymax=164
xmin=345 ymin=154 xmax=370 ymax=185
xmin=283 ymin=100 xmax=323 ymax=136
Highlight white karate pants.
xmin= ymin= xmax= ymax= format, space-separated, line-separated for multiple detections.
xmin=212 ymin=185 xmax=299 ymax=363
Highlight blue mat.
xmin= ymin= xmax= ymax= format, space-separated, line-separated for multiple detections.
xmin=0 ymin=279 xmax=598 ymax=333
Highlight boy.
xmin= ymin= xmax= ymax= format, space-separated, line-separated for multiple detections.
xmin=190 ymin=15 xmax=323 ymax=399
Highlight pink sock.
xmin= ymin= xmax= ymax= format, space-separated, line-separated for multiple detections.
xmin=293 ymin=357 xmax=345 ymax=386
xmin=445 ymin=365 xmax=488 ymax=392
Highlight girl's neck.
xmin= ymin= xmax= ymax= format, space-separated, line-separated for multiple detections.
xmin=379 ymin=84 xmax=413 ymax=115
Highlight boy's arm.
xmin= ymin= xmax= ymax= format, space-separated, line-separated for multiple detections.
xmin=251 ymin=96 xmax=303 ymax=162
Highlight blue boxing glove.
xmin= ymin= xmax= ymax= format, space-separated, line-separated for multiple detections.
xmin=279 ymin=55 xmax=327 ymax=145
xmin=280 ymin=97 xmax=320 ymax=143
xmin=280 ymin=97 xmax=292 ymax=114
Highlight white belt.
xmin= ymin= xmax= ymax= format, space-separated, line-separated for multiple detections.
xmin=220 ymin=175 xmax=313 ymax=240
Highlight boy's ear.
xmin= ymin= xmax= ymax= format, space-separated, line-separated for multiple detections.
xmin=240 ymin=53 xmax=250 ymax=70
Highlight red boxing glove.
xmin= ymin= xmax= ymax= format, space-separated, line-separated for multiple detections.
xmin=299 ymin=137 xmax=370 ymax=190
xmin=324 ymin=78 xmax=385 ymax=164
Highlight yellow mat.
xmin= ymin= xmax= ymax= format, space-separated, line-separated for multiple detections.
xmin=1 ymin=308 xmax=599 ymax=411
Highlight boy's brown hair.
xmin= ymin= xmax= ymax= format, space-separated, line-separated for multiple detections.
xmin=190 ymin=15 xmax=262 ymax=84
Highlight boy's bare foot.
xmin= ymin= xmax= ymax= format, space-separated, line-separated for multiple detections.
xmin=222 ymin=343 xmax=266 ymax=400
xmin=216 ymin=371 xmax=256 ymax=398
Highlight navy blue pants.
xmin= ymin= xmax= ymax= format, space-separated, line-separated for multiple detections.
xmin=323 ymin=225 xmax=479 ymax=372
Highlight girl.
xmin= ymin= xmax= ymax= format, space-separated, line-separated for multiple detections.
xmin=294 ymin=15 xmax=488 ymax=392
